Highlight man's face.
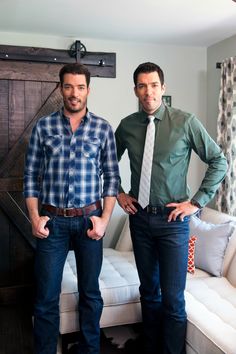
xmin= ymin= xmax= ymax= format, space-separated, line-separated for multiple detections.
xmin=134 ymin=71 xmax=165 ymax=114
xmin=60 ymin=73 xmax=90 ymax=114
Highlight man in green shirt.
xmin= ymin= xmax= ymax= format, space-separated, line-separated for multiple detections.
xmin=115 ymin=62 xmax=227 ymax=354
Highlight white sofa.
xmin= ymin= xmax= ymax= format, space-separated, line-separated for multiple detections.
xmin=59 ymin=207 xmax=236 ymax=354
xmin=185 ymin=207 xmax=236 ymax=354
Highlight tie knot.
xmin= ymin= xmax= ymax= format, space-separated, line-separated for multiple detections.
xmin=148 ymin=115 xmax=155 ymax=123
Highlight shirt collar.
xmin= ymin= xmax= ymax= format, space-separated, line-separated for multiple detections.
xmin=141 ymin=102 xmax=166 ymax=122
xmin=60 ymin=107 xmax=90 ymax=124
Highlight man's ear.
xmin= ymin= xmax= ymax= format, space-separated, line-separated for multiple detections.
xmin=134 ymin=86 xmax=138 ymax=98
xmin=161 ymin=83 xmax=166 ymax=95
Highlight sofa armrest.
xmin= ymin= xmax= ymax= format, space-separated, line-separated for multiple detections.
xmin=201 ymin=207 xmax=236 ymax=224
xmin=115 ymin=216 xmax=133 ymax=251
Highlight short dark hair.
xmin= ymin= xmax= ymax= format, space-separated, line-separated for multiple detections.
xmin=133 ymin=62 xmax=164 ymax=86
xmin=59 ymin=63 xmax=91 ymax=87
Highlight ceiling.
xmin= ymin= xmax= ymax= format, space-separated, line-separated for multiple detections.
xmin=1 ymin=0 xmax=236 ymax=47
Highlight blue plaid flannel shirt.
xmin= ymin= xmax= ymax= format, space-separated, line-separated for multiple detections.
xmin=23 ymin=109 xmax=120 ymax=208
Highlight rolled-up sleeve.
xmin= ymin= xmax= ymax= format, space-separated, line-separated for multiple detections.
xmin=101 ymin=125 xmax=120 ymax=197
xmin=23 ymin=124 xmax=43 ymax=198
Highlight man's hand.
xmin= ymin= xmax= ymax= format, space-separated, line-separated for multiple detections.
xmin=31 ymin=216 xmax=50 ymax=238
xmin=166 ymin=200 xmax=199 ymax=222
xmin=117 ymin=193 xmax=138 ymax=214
xmin=26 ymin=197 xmax=50 ymax=239
xmin=87 ymin=216 xmax=107 ymax=240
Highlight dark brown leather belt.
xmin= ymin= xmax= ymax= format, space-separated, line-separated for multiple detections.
xmin=142 ymin=205 xmax=175 ymax=215
xmin=42 ymin=201 xmax=102 ymax=217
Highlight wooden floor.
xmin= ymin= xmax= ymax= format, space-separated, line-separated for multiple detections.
xmin=0 ymin=305 xmax=33 ymax=354
xmin=0 ymin=305 xmax=137 ymax=354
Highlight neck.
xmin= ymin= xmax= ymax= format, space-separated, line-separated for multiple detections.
xmin=64 ymin=108 xmax=86 ymax=133
xmin=143 ymin=103 xmax=162 ymax=116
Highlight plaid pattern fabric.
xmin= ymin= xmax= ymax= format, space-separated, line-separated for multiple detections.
xmin=24 ymin=109 xmax=120 ymax=207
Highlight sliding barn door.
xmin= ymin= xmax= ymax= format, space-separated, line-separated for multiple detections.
xmin=0 ymin=60 xmax=63 ymax=304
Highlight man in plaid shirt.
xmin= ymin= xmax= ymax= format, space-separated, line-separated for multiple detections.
xmin=24 ymin=63 xmax=120 ymax=354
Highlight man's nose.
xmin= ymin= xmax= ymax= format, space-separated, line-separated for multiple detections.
xmin=146 ymin=85 xmax=152 ymax=94
xmin=71 ymin=87 xmax=79 ymax=95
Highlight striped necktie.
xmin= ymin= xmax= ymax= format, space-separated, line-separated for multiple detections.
xmin=138 ymin=115 xmax=155 ymax=208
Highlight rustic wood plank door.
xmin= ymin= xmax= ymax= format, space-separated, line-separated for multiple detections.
xmin=0 ymin=60 xmax=63 ymax=304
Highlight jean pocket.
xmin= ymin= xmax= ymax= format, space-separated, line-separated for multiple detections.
xmin=44 ymin=216 xmax=56 ymax=231
xmin=41 ymin=209 xmax=55 ymax=226
xmin=174 ymin=215 xmax=190 ymax=222
xmin=86 ymin=217 xmax=93 ymax=231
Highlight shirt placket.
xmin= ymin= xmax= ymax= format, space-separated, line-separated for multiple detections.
xmin=67 ymin=135 xmax=76 ymax=208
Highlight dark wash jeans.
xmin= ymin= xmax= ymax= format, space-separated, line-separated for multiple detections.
xmin=33 ymin=208 xmax=103 ymax=354
xmin=129 ymin=206 xmax=189 ymax=354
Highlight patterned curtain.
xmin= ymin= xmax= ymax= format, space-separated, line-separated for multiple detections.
xmin=216 ymin=57 xmax=236 ymax=215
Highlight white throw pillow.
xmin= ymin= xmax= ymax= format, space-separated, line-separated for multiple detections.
xmin=189 ymin=215 xmax=234 ymax=276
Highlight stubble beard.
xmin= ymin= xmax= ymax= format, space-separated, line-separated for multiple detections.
xmin=64 ymin=98 xmax=87 ymax=114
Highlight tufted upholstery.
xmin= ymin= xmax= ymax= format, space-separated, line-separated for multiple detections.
xmin=60 ymin=248 xmax=141 ymax=334
xmin=185 ymin=207 xmax=236 ymax=354
xmin=186 ymin=277 xmax=236 ymax=353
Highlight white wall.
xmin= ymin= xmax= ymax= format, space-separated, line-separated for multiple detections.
xmin=0 ymin=32 xmax=207 ymax=246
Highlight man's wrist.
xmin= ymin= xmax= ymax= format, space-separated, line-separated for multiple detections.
xmin=190 ymin=199 xmax=201 ymax=209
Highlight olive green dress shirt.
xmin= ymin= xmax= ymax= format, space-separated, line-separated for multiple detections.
xmin=115 ymin=104 xmax=227 ymax=208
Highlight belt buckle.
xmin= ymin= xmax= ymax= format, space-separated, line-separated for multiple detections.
xmin=63 ymin=208 xmax=74 ymax=217
xmin=146 ymin=205 xmax=158 ymax=214
xmin=152 ymin=206 xmax=158 ymax=214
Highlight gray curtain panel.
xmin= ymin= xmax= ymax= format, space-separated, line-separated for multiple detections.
xmin=216 ymin=57 xmax=236 ymax=215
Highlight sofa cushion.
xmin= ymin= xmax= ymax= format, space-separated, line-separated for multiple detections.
xmin=186 ymin=277 xmax=236 ymax=354
xmin=60 ymin=249 xmax=140 ymax=313
xmin=189 ymin=215 xmax=234 ymax=276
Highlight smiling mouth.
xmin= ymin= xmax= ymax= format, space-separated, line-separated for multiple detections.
xmin=69 ymin=98 xmax=80 ymax=104
xmin=145 ymin=99 xmax=155 ymax=104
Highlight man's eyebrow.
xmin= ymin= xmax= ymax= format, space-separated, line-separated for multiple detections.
xmin=63 ymin=83 xmax=86 ymax=87
xmin=137 ymin=81 xmax=160 ymax=86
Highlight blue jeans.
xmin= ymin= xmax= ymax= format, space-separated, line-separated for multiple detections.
xmin=34 ymin=208 xmax=103 ymax=354
xmin=129 ymin=206 xmax=189 ymax=354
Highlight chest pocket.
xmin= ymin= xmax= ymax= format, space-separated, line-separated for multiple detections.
xmin=82 ymin=137 xmax=100 ymax=159
xmin=44 ymin=135 xmax=62 ymax=156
